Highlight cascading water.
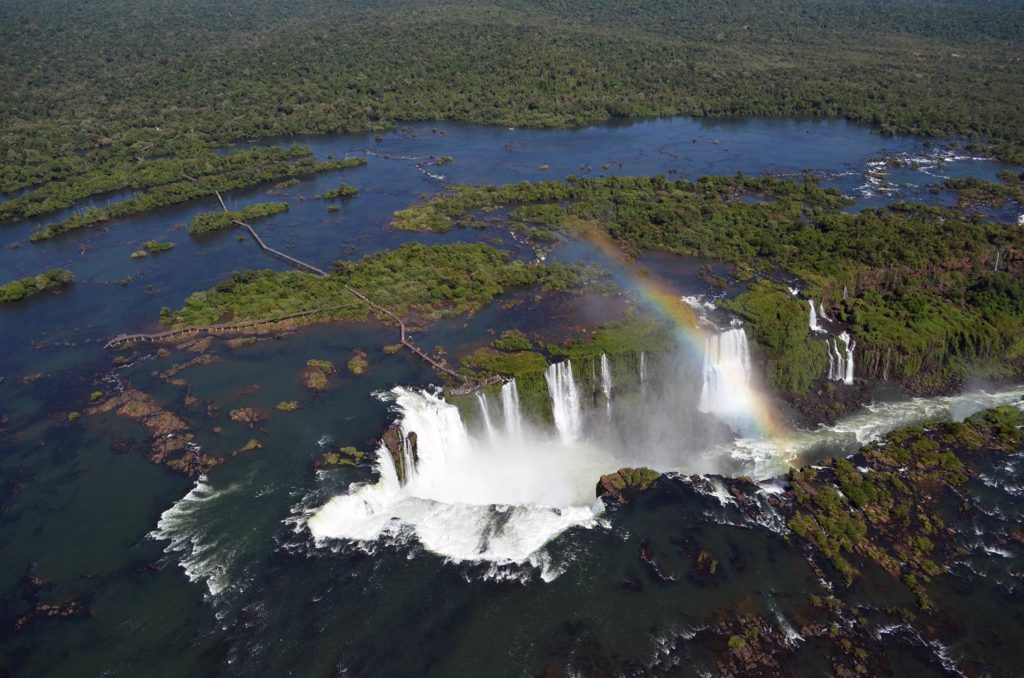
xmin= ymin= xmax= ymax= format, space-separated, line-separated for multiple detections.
xmin=698 ymin=328 xmax=757 ymax=433
xmin=545 ymin=360 xmax=582 ymax=444
xmin=476 ymin=392 xmax=496 ymax=440
xmin=600 ymin=353 xmax=613 ymax=415
xmin=826 ymin=333 xmax=856 ymax=384
xmin=306 ymin=387 xmax=613 ymax=569
xmin=640 ymin=352 xmax=647 ymax=394
xmin=840 ymin=332 xmax=855 ymax=385
xmin=500 ymin=379 xmax=522 ymax=437
xmin=818 ymin=301 xmax=831 ymax=322
xmin=808 ymin=299 xmax=822 ymax=333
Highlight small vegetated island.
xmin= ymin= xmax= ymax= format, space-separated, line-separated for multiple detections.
xmin=0 ymin=268 xmax=74 ymax=303
xmin=389 ymin=175 xmax=1024 ymax=403
xmin=188 ymin=202 xmax=290 ymax=235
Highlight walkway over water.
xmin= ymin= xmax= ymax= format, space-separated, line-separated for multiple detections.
xmin=105 ymin=192 xmax=499 ymax=392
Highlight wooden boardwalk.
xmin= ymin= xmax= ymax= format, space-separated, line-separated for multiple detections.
xmin=105 ymin=191 xmax=500 ymax=392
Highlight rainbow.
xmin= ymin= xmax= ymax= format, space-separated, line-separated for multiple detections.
xmin=579 ymin=225 xmax=791 ymax=447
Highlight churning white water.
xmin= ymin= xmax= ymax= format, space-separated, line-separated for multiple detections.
xmin=699 ymin=328 xmax=757 ymax=433
xmin=545 ymin=360 xmax=582 ymax=443
xmin=307 ymin=388 xmax=613 ymax=566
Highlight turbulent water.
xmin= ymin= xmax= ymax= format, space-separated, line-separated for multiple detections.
xmin=307 ymin=388 xmax=610 ymax=568
xmin=303 ymin=332 xmax=1024 ymax=574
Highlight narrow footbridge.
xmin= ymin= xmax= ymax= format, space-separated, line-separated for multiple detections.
xmin=105 ymin=191 xmax=500 ymax=392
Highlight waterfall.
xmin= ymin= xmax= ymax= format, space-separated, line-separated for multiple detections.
xmin=827 ymin=339 xmax=839 ymax=381
xmin=840 ymin=332 xmax=856 ymax=385
xmin=600 ymin=353 xmax=613 ymax=414
xmin=818 ymin=301 xmax=831 ymax=322
xmin=808 ymin=299 xmax=822 ymax=333
xmin=826 ymin=333 xmax=856 ymax=384
xmin=307 ymin=387 xmax=613 ymax=568
xmin=699 ymin=328 xmax=756 ymax=431
xmin=639 ymin=352 xmax=647 ymax=394
xmin=994 ymin=249 xmax=1002 ymax=272
xmin=476 ymin=392 xmax=496 ymax=440
xmin=500 ymin=379 xmax=522 ymax=436
xmin=545 ymin=360 xmax=582 ymax=444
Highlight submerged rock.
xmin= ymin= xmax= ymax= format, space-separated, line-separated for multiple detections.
xmin=87 ymin=389 xmax=220 ymax=477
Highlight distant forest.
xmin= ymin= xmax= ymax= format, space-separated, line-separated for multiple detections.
xmin=1 ymin=0 xmax=1022 ymax=202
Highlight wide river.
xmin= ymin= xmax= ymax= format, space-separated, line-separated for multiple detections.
xmin=1 ymin=117 xmax=1022 ymax=676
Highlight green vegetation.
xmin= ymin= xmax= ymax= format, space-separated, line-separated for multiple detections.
xmin=321 ymin=183 xmax=358 ymax=200
xmin=27 ymin=150 xmax=362 ymax=240
xmin=347 ymin=350 xmax=368 ymax=375
xmin=4 ymin=0 xmax=1022 ymax=240
xmin=172 ymin=243 xmax=600 ymax=327
xmin=142 ymin=240 xmax=174 ymax=254
xmin=319 ymin=446 xmax=366 ymax=467
xmin=788 ymin=408 xmax=1024 ymax=606
xmin=133 ymin=239 xmax=174 ymax=257
xmin=188 ymin=202 xmax=289 ymax=235
xmin=944 ymin=175 xmax=1023 ymax=210
xmin=0 ymin=268 xmax=74 ymax=303
xmin=393 ymin=175 xmax=1024 ymax=394
xmin=493 ymin=330 xmax=532 ymax=352
xmin=276 ymin=401 xmax=300 ymax=412
xmin=303 ymin=359 xmax=336 ymax=391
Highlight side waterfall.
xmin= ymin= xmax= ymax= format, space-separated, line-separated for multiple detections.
xmin=826 ymin=332 xmax=856 ymax=385
xmin=640 ymin=352 xmax=647 ymax=394
xmin=808 ymin=299 xmax=823 ymax=333
xmin=476 ymin=392 xmax=496 ymax=440
xmin=501 ymin=379 xmax=522 ymax=437
xmin=600 ymin=353 xmax=613 ymax=414
xmin=545 ymin=360 xmax=582 ymax=444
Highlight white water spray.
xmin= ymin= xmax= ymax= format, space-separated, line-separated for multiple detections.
xmin=699 ymin=328 xmax=757 ymax=432
xmin=307 ymin=388 xmax=611 ymax=568
xmin=545 ymin=360 xmax=582 ymax=444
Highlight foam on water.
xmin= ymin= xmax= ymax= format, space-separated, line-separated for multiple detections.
xmin=151 ymin=478 xmax=240 ymax=597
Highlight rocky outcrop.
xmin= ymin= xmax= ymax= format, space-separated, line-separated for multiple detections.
xmin=382 ymin=423 xmax=418 ymax=485
xmin=87 ymin=389 xmax=221 ymax=477
xmin=596 ymin=467 xmax=661 ymax=504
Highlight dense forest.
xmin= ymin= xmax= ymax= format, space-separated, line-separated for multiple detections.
xmin=1 ymin=0 xmax=1022 ymax=220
